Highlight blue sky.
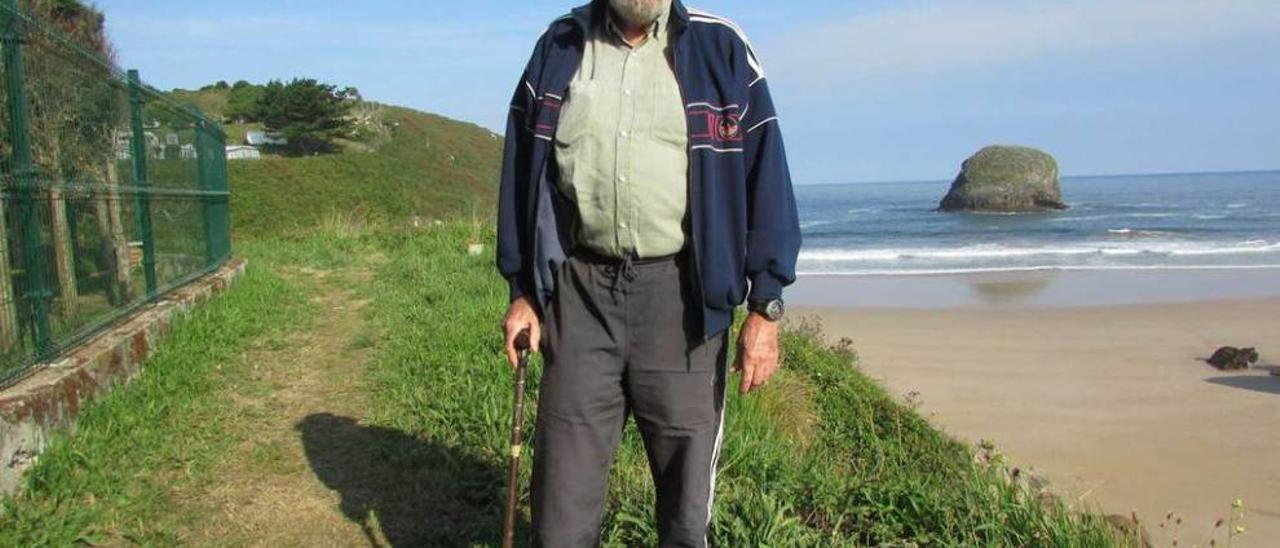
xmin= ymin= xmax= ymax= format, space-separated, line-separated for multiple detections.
xmin=95 ymin=0 xmax=1280 ymax=184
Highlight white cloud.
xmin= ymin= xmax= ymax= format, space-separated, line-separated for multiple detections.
xmin=769 ymin=0 xmax=1280 ymax=90
xmin=107 ymin=15 xmax=532 ymax=53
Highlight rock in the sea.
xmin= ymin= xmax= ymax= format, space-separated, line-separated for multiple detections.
xmin=938 ymin=145 xmax=1068 ymax=212
xmin=1206 ymin=346 xmax=1258 ymax=371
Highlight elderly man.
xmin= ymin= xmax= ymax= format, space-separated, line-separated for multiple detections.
xmin=497 ymin=0 xmax=800 ymax=545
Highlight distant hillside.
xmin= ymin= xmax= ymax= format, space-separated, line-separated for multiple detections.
xmin=229 ymin=105 xmax=502 ymax=239
xmin=166 ymin=85 xmax=503 ymax=240
xmin=167 ymin=85 xmax=228 ymax=121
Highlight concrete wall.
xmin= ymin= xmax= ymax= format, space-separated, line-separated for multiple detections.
xmin=0 ymin=258 xmax=247 ymax=494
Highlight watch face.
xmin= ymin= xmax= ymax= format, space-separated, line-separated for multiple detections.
xmin=765 ymin=299 xmax=784 ymax=321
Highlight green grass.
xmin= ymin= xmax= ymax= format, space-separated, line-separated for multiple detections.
xmin=164 ymin=82 xmax=502 ymax=240
xmin=227 ymin=106 xmax=500 ymax=240
xmin=0 ymin=246 xmax=312 ymax=545
xmin=353 ymin=222 xmax=1129 ymax=546
xmin=167 ymin=86 xmax=230 ymax=121
xmin=0 ymin=221 xmax=1131 ymax=545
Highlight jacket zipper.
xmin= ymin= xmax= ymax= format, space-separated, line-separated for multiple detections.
xmin=671 ymin=25 xmax=708 ymax=340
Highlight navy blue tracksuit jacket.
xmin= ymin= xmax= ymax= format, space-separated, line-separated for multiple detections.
xmin=497 ymin=0 xmax=802 ymax=339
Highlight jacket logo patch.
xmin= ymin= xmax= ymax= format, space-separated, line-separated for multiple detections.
xmin=688 ymin=103 xmax=744 ymax=145
xmin=717 ymin=117 xmax=740 ymax=141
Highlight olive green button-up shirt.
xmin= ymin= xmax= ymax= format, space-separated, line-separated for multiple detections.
xmin=554 ymin=3 xmax=689 ymax=258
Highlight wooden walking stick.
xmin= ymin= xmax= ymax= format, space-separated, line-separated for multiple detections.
xmin=503 ymin=329 xmax=532 ymax=548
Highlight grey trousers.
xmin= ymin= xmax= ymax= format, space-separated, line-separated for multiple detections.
xmin=530 ymin=251 xmax=729 ymax=548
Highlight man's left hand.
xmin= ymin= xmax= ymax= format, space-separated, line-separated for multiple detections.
xmin=733 ymin=313 xmax=780 ymax=394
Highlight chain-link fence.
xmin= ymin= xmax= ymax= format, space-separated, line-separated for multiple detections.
xmin=0 ymin=0 xmax=230 ymax=387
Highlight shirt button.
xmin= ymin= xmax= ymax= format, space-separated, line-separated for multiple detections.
xmin=624 ymin=89 xmax=632 ymax=96
xmin=619 ymin=175 xmax=627 ymax=182
xmin=619 ymin=130 xmax=628 ymax=138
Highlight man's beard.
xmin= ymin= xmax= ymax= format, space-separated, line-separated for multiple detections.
xmin=608 ymin=0 xmax=667 ymax=29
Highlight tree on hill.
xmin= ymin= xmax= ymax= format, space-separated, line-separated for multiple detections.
xmin=225 ymin=81 xmax=264 ymax=123
xmin=257 ymin=78 xmax=354 ymax=155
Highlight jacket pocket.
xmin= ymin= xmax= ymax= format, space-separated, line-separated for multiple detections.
xmin=701 ymin=242 xmax=747 ymax=311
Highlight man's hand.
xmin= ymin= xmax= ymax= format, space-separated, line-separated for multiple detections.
xmin=733 ymin=313 xmax=780 ymax=394
xmin=502 ymin=295 xmax=542 ymax=368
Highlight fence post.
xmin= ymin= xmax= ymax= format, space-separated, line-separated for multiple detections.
xmin=214 ymin=130 xmax=229 ymax=262
xmin=195 ymin=121 xmax=217 ymax=267
xmin=127 ymin=69 xmax=157 ymax=297
xmin=2 ymin=0 xmax=53 ymax=356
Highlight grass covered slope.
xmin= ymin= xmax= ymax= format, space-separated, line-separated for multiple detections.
xmin=228 ymin=105 xmax=502 ymax=239
xmin=361 ymin=224 xmax=1126 ymax=546
xmin=0 ymin=223 xmax=1130 ymax=545
xmin=165 ymin=82 xmax=503 ymax=239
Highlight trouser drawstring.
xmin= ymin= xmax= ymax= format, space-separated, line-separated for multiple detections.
xmin=606 ymin=254 xmax=638 ymax=303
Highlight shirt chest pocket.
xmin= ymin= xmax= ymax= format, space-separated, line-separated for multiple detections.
xmin=649 ymin=80 xmax=688 ymax=151
xmin=554 ymin=79 xmax=600 ymax=147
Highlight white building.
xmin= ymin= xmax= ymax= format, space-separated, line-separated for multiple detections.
xmin=114 ymin=131 xmax=164 ymax=160
xmin=245 ymin=130 xmax=287 ymax=147
xmin=225 ymin=145 xmax=261 ymax=160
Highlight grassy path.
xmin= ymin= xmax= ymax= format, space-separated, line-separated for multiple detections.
xmin=0 ymin=251 xmax=312 ymax=545
xmin=174 ymin=265 xmax=380 ymax=545
xmin=0 ymin=239 xmax=403 ymax=545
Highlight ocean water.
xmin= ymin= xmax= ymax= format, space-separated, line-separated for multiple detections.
xmin=795 ymin=171 xmax=1280 ymax=275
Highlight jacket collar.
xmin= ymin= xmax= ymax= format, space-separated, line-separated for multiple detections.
xmin=569 ymin=0 xmax=689 ymax=33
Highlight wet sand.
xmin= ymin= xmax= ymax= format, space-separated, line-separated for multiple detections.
xmin=791 ymin=271 xmax=1280 ymax=545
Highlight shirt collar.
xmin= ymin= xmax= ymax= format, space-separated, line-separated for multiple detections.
xmin=604 ymin=0 xmax=671 ymax=46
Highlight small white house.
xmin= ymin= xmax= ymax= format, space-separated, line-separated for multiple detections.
xmin=245 ymin=130 xmax=287 ymax=147
xmin=115 ymin=131 xmax=164 ymax=160
xmin=179 ymin=143 xmax=197 ymax=160
xmin=225 ymin=145 xmax=261 ymax=160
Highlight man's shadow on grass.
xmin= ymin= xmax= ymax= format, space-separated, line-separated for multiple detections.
xmin=296 ymin=412 xmax=525 ymax=547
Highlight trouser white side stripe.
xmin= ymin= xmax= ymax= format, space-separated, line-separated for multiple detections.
xmin=703 ymin=360 xmax=728 ymax=548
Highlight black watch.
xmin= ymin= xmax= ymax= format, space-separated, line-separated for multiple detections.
xmin=747 ymin=298 xmax=784 ymax=322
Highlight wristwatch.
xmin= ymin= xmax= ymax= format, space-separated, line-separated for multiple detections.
xmin=747 ymin=298 xmax=784 ymax=322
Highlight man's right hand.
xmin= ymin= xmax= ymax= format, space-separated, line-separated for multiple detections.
xmin=502 ymin=295 xmax=542 ymax=368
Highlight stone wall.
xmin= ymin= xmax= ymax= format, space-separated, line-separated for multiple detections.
xmin=0 ymin=258 xmax=247 ymax=494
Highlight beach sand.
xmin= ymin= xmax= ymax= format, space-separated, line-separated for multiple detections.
xmin=791 ymin=272 xmax=1280 ymax=545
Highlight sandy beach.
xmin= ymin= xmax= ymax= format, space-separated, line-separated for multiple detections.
xmin=792 ymin=271 xmax=1280 ymax=546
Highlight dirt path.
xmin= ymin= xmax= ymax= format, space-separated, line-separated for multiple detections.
xmin=171 ymin=266 xmax=401 ymax=546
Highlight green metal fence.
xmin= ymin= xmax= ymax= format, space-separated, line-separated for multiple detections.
xmin=0 ymin=0 xmax=231 ymax=387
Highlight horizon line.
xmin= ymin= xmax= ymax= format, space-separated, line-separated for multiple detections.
xmin=801 ymin=167 xmax=1280 ymax=187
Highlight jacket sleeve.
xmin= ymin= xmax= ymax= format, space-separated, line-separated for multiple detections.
xmin=740 ymin=66 xmax=802 ymax=302
xmin=496 ymin=57 xmax=538 ymax=301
